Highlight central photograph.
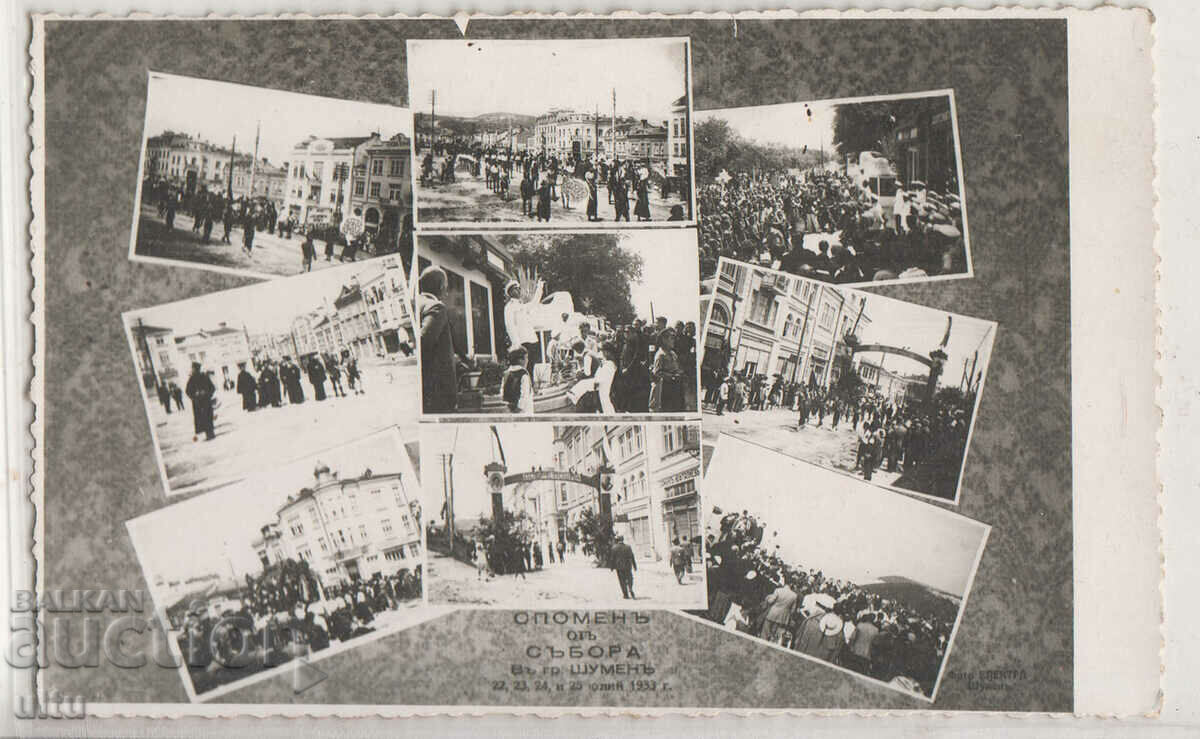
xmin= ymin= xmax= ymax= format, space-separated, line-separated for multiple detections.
xmin=415 ymin=230 xmax=700 ymax=417
xmin=407 ymin=38 xmax=695 ymax=228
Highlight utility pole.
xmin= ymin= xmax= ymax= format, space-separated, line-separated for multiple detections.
xmin=611 ymin=88 xmax=617 ymax=161
xmin=227 ymin=134 xmax=236 ymax=199
xmin=430 ymin=89 xmax=437 ymax=149
xmin=249 ymin=119 xmax=260 ymax=198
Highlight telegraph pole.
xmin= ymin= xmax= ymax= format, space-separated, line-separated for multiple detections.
xmin=430 ymin=89 xmax=437 ymax=149
xmin=248 ymin=119 xmax=261 ymax=198
xmin=611 ymin=88 xmax=617 ymax=160
xmin=227 ymin=134 xmax=236 ymax=199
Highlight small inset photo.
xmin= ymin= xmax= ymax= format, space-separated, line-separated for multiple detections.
xmin=408 ymin=38 xmax=695 ymax=228
xmin=416 ymin=230 xmax=700 ymax=417
xmin=689 ymin=434 xmax=990 ymax=703
xmin=123 ymin=254 xmax=417 ymax=498
xmin=700 ymin=259 xmax=995 ymax=504
xmin=131 ymin=72 xmax=415 ymax=279
xmin=126 ymin=428 xmax=433 ymax=702
xmin=423 ymin=422 xmax=706 ymax=609
xmin=695 ymin=90 xmax=970 ymax=286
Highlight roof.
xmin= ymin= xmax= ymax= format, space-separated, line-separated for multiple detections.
xmin=131 ymin=323 xmax=173 ymax=336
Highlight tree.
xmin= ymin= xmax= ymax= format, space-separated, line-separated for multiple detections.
xmin=477 ymin=509 xmax=534 ymax=575
xmin=510 ymin=234 xmax=644 ymax=325
xmin=831 ymin=97 xmax=934 ymax=163
xmin=573 ymin=507 xmax=614 ymax=567
xmin=695 ymin=116 xmax=829 ymax=183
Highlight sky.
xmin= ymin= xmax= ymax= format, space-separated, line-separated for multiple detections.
xmin=407 ymin=39 xmax=687 ymax=121
xmin=695 ymin=100 xmax=837 ymax=156
xmin=125 ymin=258 xmax=399 ymax=338
xmin=704 ymin=436 xmax=987 ymax=596
xmin=623 ymin=231 xmax=700 ymax=325
xmin=422 ymin=424 xmax=557 ymax=520
xmin=853 ymin=290 xmax=996 ymax=387
xmin=127 ymin=430 xmax=415 ymax=586
xmin=144 ymin=73 xmax=412 ymax=167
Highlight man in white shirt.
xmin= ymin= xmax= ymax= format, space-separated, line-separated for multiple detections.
xmin=503 ymin=279 xmax=544 ymax=373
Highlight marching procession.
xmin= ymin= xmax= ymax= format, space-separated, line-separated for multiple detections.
xmin=420 ymin=144 xmax=687 ymax=224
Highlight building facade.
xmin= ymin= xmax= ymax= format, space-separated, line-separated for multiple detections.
xmin=359 ymin=259 xmax=415 ymax=354
xmin=349 ymin=133 xmax=412 ymax=250
xmin=551 ymin=424 xmax=701 ymax=563
xmin=666 ymin=95 xmax=690 ymax=179
xmin=283 ymin=134 xmax=372 ymax=227
xmin=230 ymin=160 xmax=288 ymax=203
xmin=173 ymin=322 xmax=253 ymax=388
xmin=145 ymin=131 xmax=281 ymax=200
xmin=702 ymin=262 xmax=871 ymax=388
xmin=890 ymin=97 xmax=958 ymax=194
xmin=254 ymin=462 xmax=423 ymax=587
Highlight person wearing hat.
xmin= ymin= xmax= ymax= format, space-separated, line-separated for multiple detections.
xmin=235 ymin=361 xmax=257 ymax=413
xmin=419 ymin=265 xmax=469 ymax=413
xmin=612 ymin=169 xmax=630 ymax=222
xmin=634 ymin=168 xmax=652 ymax=221
xmin=760 ymin=582 xmax=799 ymax=646
xmin=585 ymin=171 xmax=599 ymax=222
xmin=503 ymin=278 xmax=543 ymax=375
xmin=536 ymin=174 xmax=553 ymax=222
xmin=794 ymin=603 xmax=845 ymax=663
xmin=184 ymin=361 xmax=216 ymax=441
xmin=609 ymin=535 xmax=638 ymax=600
xmin=649 ymin=327 xmax=683 ymax=412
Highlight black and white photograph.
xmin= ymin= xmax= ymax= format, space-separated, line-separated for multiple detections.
xmin=416 ymin=230 xmax=700 ymax=416
xmin=123 ymin=254 xmax=417 ymax=497
xmin=423 ymin=423 xmax=705 ymax=608
xmin=700 ymin=260 xmax=995 ymax=503
xmin=695 ymin=91 xmax=970 ymax=286
xmin=408 ymin=38 xmax=694 ymax=228
xmin=689 ymin=435 xmax=989 ymax=702
xmin=126 ymin=428 xmax=431 ymax=702
xmin=131 ymin=72 xmax=415 ymax=279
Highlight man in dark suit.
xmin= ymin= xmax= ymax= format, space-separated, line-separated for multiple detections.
xmin=419 ymin=266 xmax=470 ymax=413
xmin=184 ymin=362 xmax=216 ymax=441
xmin=609 ymin=536 xmax=638 ymax=600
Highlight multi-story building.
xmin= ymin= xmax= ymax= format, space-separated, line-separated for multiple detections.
xmin=550 ymin=424 xmax=701 ymax=563
xmin=854 ymin=358 xmax=926 ymax=405
xmin=253 ymin=462 xmax=423 ymax=587
xmin=666 ymin=95 xmax=690 ymax=179
xmin=128 ymin=322 xmax=180 ymax=389
xmin=349 ymin=133 xmax=411 ymax=251
xmin=890 ymin=96 xmax=958 ymax=195
xmin=702 ymin=262 xmax=870 ymax=388
xmin=359 ymin=259 xmax=415 ymax=354
xmin=173 ymin=322 xmax=253 ymax=388
xmin=616 ymin=120 xmax=669 ymax=171
xmin=534 ymin=110 xmax=629 ymax=161
xmin=283 ymin=134 xmax=374 ymax=227
xmin=230 ymin=160 xmax=288 ymax=203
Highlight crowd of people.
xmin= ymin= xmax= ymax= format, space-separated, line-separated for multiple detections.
xmin=159 ymin=350 xmax=370 ymax=443
xmin=698 ymin=168 xmax=965 ymax=282
xmin=172 ymin=561 xmax=422 ymax=694
xmin=141 ymin=176 xmax=414 ymax=269
xmin=701 ymin=509 xmax=953 ymax=697
xmin=703 ymin=369 xmax=974 ymax=490
xmin=419 ymin=265 xmax=698 ymax=414
xmin=421 ymin=141 xmax=687 ymax=223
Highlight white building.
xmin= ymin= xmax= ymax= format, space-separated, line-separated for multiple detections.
xmin=255 ymin=462 xmax=423 ymax=587
xmin=173 ymin=322 xmax=252 ymax=387
xmin=283 ymin=134 xmax=374 ymax=227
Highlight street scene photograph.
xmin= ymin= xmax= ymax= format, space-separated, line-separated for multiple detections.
xmin=690 ymin=435 xmax=989 ymax=702
xmin=408 ymin=38 xmax=694 ymax=227
xmin=123 ymin=254 xmax=417 ymax=498
xmin=125 ymin=429 xmax=431 ymax=701
xmin=694 ymin=90 xmax=970 ymax=286
xmin=416 ymin=230 xmax=700 ymax=416
xmin=131 ymin=72 xmax=415 ymax=279
xmin=700 ymin=259 xmax=995 ymax=503
xmin=423 ymin=423 xmax=705 ymax=609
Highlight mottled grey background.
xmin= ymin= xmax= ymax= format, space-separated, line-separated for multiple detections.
xmin=38 ymin=19 xmax=1070 ymax=711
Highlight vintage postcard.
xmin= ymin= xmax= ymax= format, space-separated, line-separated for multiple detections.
xmin=408 ymin=38 xmax=696 ymax=229
xmin=423 ymin=422 xmax=705 ymax=609
xmin=688 ymin=434 xmax=989 ymax=702
xmin=695 ymin=90 xmax=970 ymax=287
xmin=122 ymin=254 xmax=417 ymax=497
xmin=125 ymin=428 xmax=433 ymax=702
xmin=700 ymin=258 xmax=995 ymax=504
xmin=415 ymin=230 xmax=700 ymax=417
xmin=130 ymin=72 xmax=415 ymax=280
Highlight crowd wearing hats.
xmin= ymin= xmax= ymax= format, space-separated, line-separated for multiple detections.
xmin=698 ymin=168 xmax=965 ymax=282
xmin=421 ymin=141 xmax=685 ymax=223
xmin=552 ymin=316 xmax=698 ymax=414
xmin=701 ymin=509 xmax=953 ymax=697
xmin=171 ymin=559 xmax=421 ymax=695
